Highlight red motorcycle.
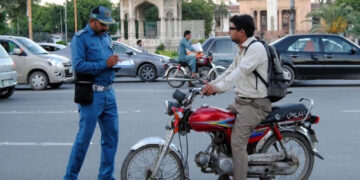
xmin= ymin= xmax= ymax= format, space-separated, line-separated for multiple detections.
xmin=121 ymin=88 xmax=323 ymax=180
xmin=164 ymin=52 xmax=225 ymax=88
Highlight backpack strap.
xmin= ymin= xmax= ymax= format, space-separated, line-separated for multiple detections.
xmin=244 ymin=39 xmax=269 ymax=89
xmin=253 ymin=70 xmax=269 ymax=88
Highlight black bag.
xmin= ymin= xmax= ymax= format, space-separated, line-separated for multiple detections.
xmin=74 ymin=73 xmax=94 ymax=105
xmin=245 ymin=37 xmax=288 ymax=102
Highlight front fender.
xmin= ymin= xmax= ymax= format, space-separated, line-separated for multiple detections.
xmin=255 ymin=127 xmax=323 ymax=159
xmin=207 ymin=66 xmax=225 ymax=77
xmin=130 ymin=137 xmax=189 ymax=177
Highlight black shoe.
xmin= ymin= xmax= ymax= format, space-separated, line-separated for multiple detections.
xmin=218 ymin=174 xmax=231 ymax=180
xmin=188 ymin=82 xmax=196 ymax=87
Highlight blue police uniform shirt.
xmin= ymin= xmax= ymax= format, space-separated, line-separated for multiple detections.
xmin=71 ymin=24 xmax=114 ymax=86
xmin=178 ymin=37 xmax=195 ymax=61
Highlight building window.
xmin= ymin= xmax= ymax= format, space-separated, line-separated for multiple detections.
xmin=282 ymin=10 xmax=290 ymax=29
xmin=260 ymin=10 xmax=267 ymax=31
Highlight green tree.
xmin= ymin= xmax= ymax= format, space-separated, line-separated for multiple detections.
xmin=0 ymin=10 xmax=9 ymax=34
xmin=336 ymin=0 xmax=360 ymax=12
xmin=306 ymin=3 xmax=353 ymax=34
xmin=182 ymin=0 xmax=215 ymax=37
xmin=66 ymin=0 xmax=115 ymax=34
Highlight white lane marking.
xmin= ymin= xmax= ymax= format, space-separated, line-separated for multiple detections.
xmin=0 ymin=110 xmax=141 ymax=114
xmin=342 ymin=110 xmax=360 ymax=113
xmin=0 ymin=142 xmax=93 ymax=146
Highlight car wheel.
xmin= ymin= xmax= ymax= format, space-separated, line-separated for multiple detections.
xmin=49 ymin=83 xmax=63 ymax=89
xmin=138 ymin=64 xmax=157 ymax=82
xmin=29 ymin=71 xmax=48 ymax=90
xmin=283 ymin=65 xmax=295 ymax=87
xmin=0 ymin=86 xmax=15 ymax=99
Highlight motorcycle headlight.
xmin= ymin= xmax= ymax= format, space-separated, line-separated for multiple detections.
xmin=164 ymin=100 xmax=178 ymax=115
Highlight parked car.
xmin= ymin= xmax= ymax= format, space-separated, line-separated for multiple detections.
xmin=38 ymin=43 xmax=66 ymax=52
xmin=271 ymin=34 xmax=360 ymax=86
xmin=202 ymin=36 xmax=238 ymax=68
xmin=0 ymin=36 xmax=74 ymax=90
xmin=0 ymin=45 xmax=17 ymax=98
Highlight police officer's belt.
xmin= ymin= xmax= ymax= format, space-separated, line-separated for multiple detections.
xmin=93 ymin=84 xmax=112 ymax=91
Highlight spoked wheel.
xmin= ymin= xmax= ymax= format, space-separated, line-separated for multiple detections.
xmin=166 ymin=67 xmax=186 ymax=88
xmin=260 ymin=132 xmax=314 ymax=180
xmin=208 ymin=68 xmax=225 ymax=82
xmin=121 ymin=144 xmax=185 ymax=180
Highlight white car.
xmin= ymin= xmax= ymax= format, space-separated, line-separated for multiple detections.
xmin=38 ymin=43 xmax=66 ymax=52
xmin=0 ymin=45 xmax=17 ymax=98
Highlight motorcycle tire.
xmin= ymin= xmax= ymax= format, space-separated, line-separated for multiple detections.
xmin=121 ymin=144 xmax=185 ymax=180
xmin=208 ymin=68 xmax=225 ymax=82
xmin=166 ymin=67 xmax=186 ymax=88
xmin=259 ymin=132 xmax=314 ymax=180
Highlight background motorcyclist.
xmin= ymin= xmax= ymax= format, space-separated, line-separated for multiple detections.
xmin=178 ymin=30 xmax=199 ymax=86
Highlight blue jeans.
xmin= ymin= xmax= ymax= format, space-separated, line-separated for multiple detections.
xmin=179 ymin=55 xmax=196 ymax=73
xmin=64 ymin=88 xmax=118 ymax=180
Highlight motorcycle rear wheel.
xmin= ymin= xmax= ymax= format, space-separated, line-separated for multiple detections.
xmin=166 ymin=68 xmax=186 ymax=88
xmin=208 ymin=68 xmax=225 ymax=82
xmin=259 ymin=132 xmax=314 ymax=180
xmin=121 ymin=144 xmax=185 ymax=180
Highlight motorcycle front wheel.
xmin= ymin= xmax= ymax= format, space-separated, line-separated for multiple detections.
xmin=166 ymin=68 xmax=186 ymax=88
xmin=260 ymin=132 xmax=314 ymax=180
xmin=121 ymin=144 xmax=185 ymax=180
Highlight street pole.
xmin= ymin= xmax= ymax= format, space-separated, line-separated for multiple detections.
xmin=74 ymin=0 xmax=78 ymax=32
xmin=290 ymin=0 xmax=295 ymax=35
xmin=60 ymin=9 xmax=63 ymax=40
xmin=27 ymin=0 xmax=33 ymax=40
xmin=64 ymin=0 xmax=68 ymax=44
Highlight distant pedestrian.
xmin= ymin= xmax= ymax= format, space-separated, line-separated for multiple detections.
xmin=136 ymin=39 xmax=147 ymax=53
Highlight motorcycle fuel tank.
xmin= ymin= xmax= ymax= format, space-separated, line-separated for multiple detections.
xmin=189 ymin=107 xmax=236 ymax=132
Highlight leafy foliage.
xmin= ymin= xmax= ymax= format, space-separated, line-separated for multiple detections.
xmin=182 ymin=0 xmax=216 ymax=37
xmin=306 ymin=3 xmax=354 ymax=34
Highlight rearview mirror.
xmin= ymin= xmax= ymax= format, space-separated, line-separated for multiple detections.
xmin=13 ymin=48 xmax=23 ymax=55
xmin=351 ymin=47 xmax=357 ymax=54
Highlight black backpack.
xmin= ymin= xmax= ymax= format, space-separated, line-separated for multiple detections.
xmin=245 ymin=37 xmax=288 ymax=102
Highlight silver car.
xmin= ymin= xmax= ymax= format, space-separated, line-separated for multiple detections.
xmin=0 ymin=36 xmax=74 ymax=90
xmin=38 ymin=43 xmax=66 ymax=52
xmin=54 ymin=42 xmax=170 ymax=82
xmin=112 ymin=42 xmax=170 ymax=81
xmin=202 ymin=36 xmax=238 ymax=68
xmin=0 ymin=45 xmax=17 ymax=98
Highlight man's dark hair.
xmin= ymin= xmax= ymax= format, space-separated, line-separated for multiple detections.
xmin=230 ymin=15 xmax=255 ymax=37
xmin=184 ymin=30 xmax=191 ymax=37
xmin=136 ymin=39 xmax=142 ymax=45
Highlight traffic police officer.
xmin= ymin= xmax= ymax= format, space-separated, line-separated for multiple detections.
xmin=64 ymin=6 xmax=119 ymax=180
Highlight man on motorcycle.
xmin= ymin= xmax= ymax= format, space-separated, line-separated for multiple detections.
xmin=202 ymin=15 xmax=272 ymax=180
xmin=178 ymin=30 xmax=198 ymax=87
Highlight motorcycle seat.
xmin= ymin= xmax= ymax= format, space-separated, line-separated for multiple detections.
xmin=261 ymin=103 xmax=308 ymax=124
xmin=169 ymin=59 xmax=190 ymax=67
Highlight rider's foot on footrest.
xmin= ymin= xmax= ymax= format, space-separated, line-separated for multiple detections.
xmin=218 ymin=174 xmax=231 ymax=180
xmin=188 ymin=82 xmax=196 ymax=87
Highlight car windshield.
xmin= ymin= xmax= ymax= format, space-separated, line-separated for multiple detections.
xmin=15 ymin=37 xmax=48 ymax=55
xmin=119 ymin=43 xmax=142 ymax=53
xmin=0 ymin=45 xmax=9 ymax=58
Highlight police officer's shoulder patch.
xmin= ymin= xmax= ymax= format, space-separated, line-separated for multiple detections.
xmin=75 ymin=29 xmax=87 ymax=36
